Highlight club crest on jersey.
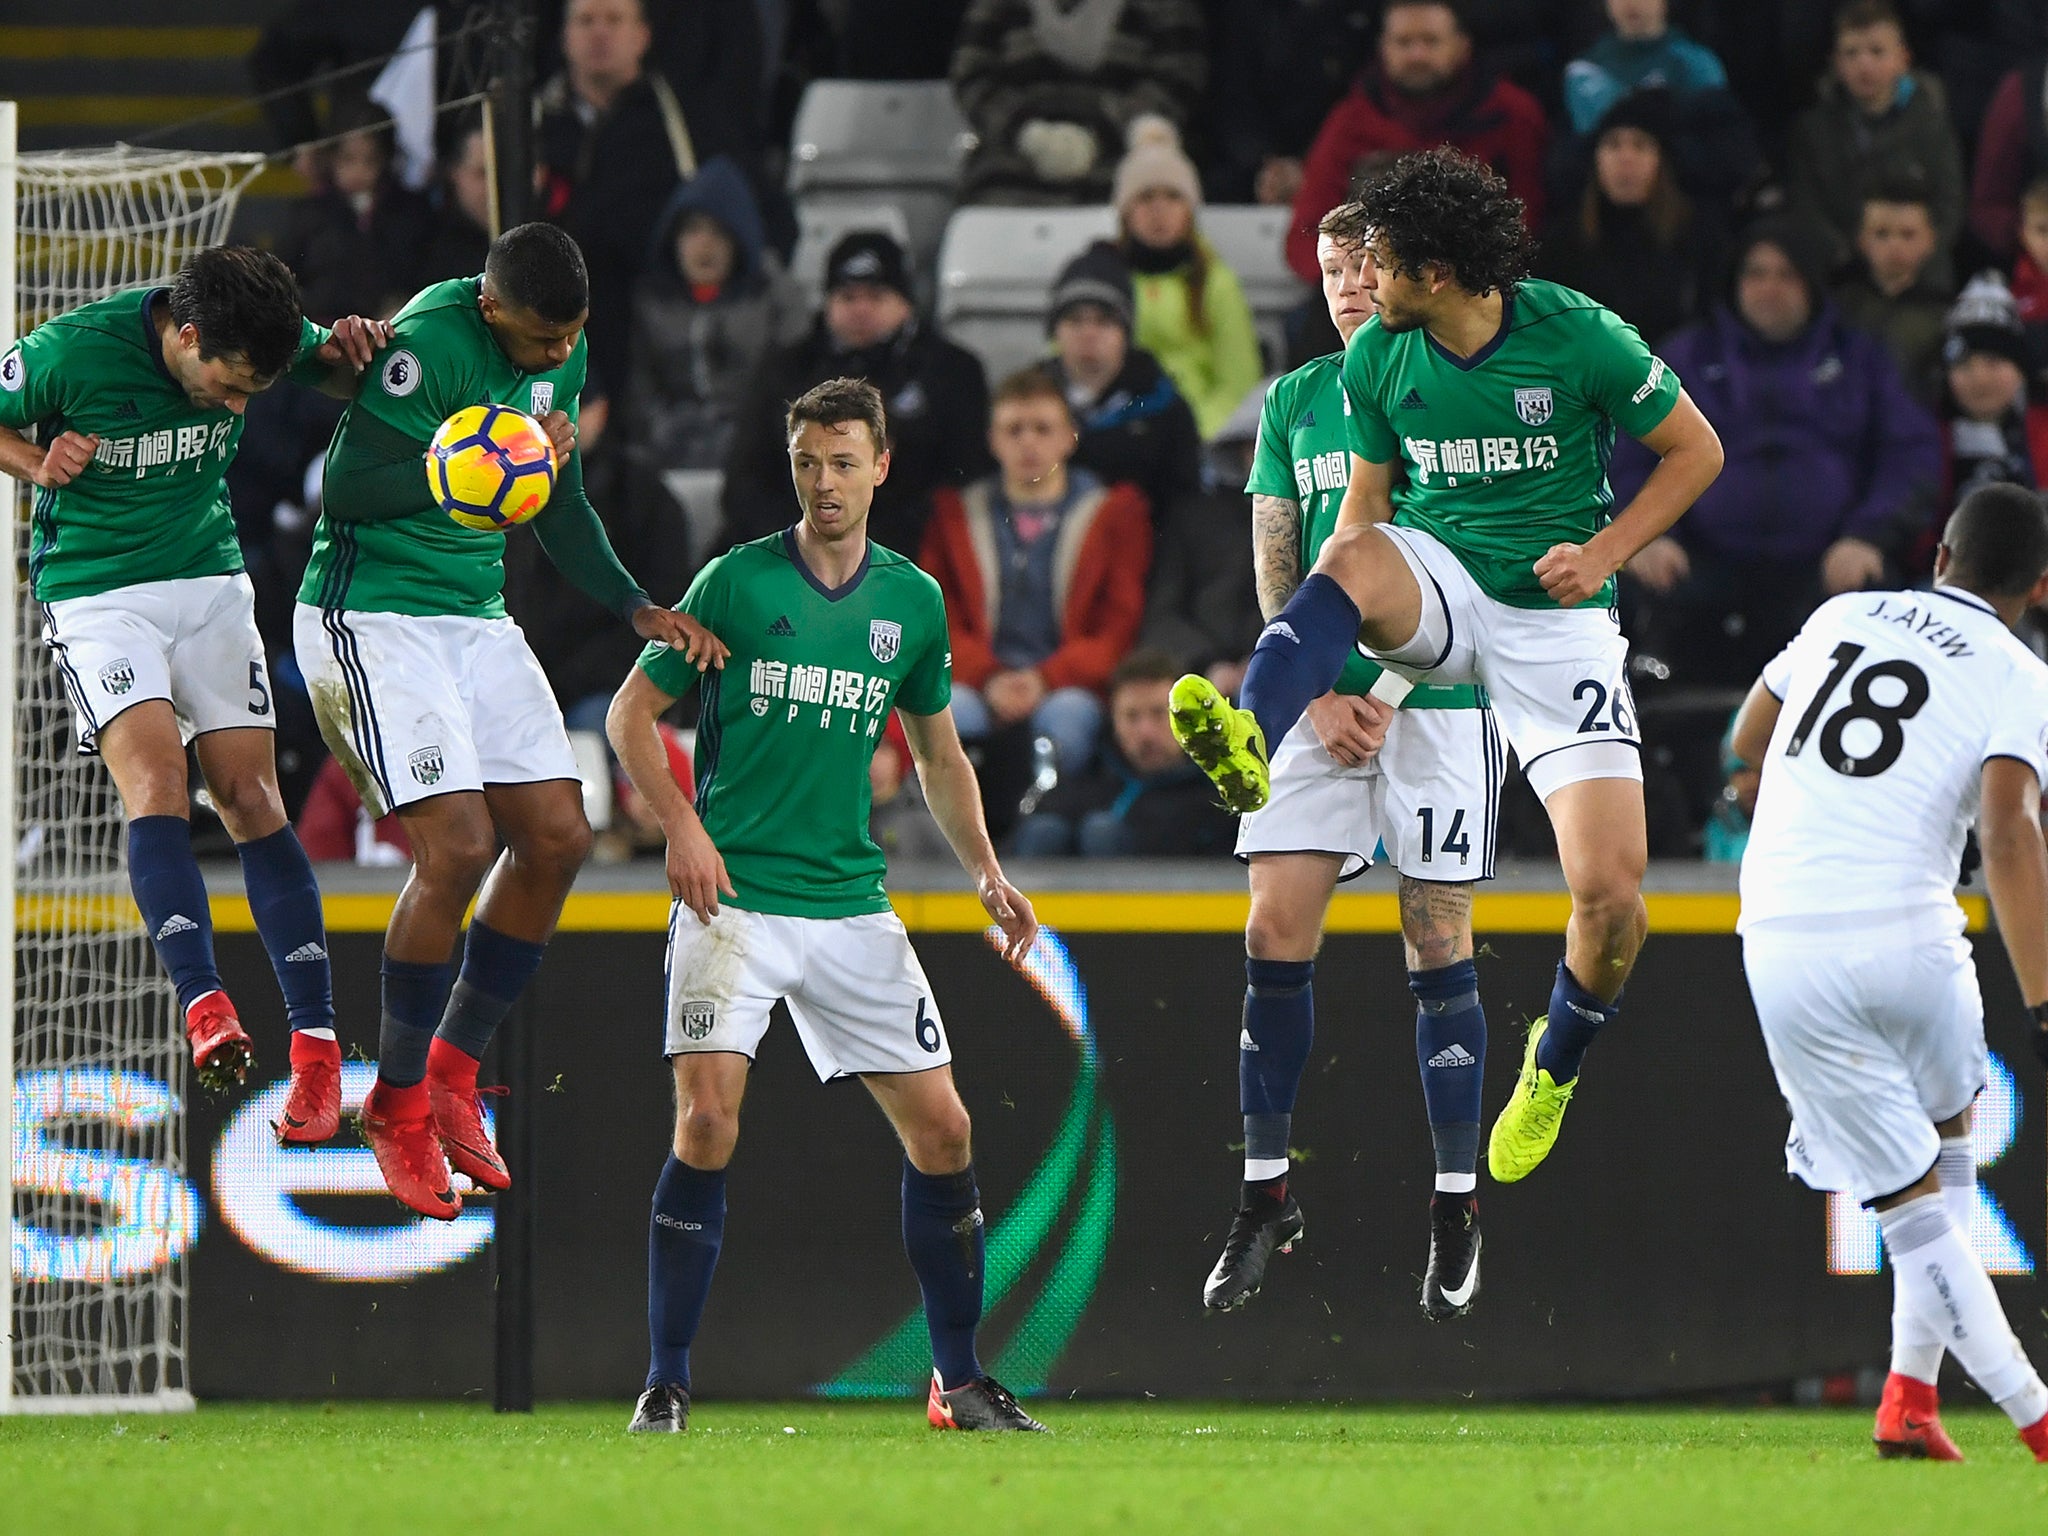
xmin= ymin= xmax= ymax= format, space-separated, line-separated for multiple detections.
xmin=98 ymin=658 xmax=134 ymax=695
xmin=869 ymin=620 xmax=901 ymax=664
xmin=1514 ymin=387 xmax=1553 ymax=427
xmin=408 ymin=746 xmax=443 ymax=786
xmin=679 ymin=1001 xmax=715 ymax=1041
xmin=381 ymin=350 xmax=422 ymax=397
xmin=530 ymin=382 xmax=554 ymax=415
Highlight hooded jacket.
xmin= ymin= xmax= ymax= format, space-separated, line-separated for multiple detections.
xmin=1036 ymin=345 xmax=1200 ymax=521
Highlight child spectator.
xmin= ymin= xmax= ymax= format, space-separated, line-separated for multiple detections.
xmin=1010 ymin=647 xmax=1237 ymax=858
xmin=2011 ymin=177 xmax=2048 ymax=384
xmin=921 ymin=368 xmax=1153 ymax=777
xmin=1936 ymin=275 xmax=2048 ymax=517
xmin=1112 ymin=116 xmax=1263 ymax=440
xmin=1784 ymin=0 xmax=1965 ymax=286
xmin=1562 ymin=0 xmax=1730 ymax=135
xmin=1831 ymin=177 xmax=1953 ymax=405
xmin=279 ymin=97 xmax=433 ymax=323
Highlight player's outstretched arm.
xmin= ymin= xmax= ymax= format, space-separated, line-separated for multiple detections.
xmin=899 ymin=706 xmax=1037 ymax=963
xmin=1536 ymin=389 xmax=1723 ymax=607
xmin=606 ymin=666 xmax=733 ymax=922
xmin=0 ymin=425 xmax=97 ymax=489
xmin=1978 ymin=760 xmax=2048 ymax=1065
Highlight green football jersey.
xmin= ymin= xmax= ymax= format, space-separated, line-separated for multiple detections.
xmin=1248 ymin=353 xmax=1480 ymax=710
xmin=639 ymin=530 xmax=953 ymax=919
xmin=301 ymin=276 xmax=587 ymax=618
xmin=0 ymin=287 xmax=329 ymax=602
xmin=1341 ymin=279 xmax=1681 ymax=610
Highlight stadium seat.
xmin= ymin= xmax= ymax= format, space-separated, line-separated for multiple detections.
xmin=659 ymin=467 xmax=726 ymax=569
xmin=936 ymin=207 xmax=1116 ymax=380
xmin=787 ymin=80 xmax=975 ymax=283
xmin=790 ymin=203 xmax=914 ymax=307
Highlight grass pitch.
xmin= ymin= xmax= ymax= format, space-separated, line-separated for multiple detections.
xmin=6 ymin=1401 xmax=2048 ymax=1535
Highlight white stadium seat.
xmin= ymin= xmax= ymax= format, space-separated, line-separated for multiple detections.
xmin=935 ymin=206 xmax=1115 ymax=378
xmin=787 ymin=81 xmax=975 ymax=278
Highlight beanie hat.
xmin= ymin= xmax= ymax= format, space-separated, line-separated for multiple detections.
xmin=824 ymin=229 xmax=913 ymax=300
xmin=1112 ymin=114 xmax=1202 ymax=217
xmin=1048 ymin=240 xmax=1135 ymax=334
xmin=1591 ymin=86 xmax=1675 ymax=152
xmin=1944 ymin=270 xmax=2029 ymax=370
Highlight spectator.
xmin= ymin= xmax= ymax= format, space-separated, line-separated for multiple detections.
xmin=1830 ymin=176 xmax=1952 ymax=405
xmin=1037 ymin=242 xmax=1203 ymax=524
xmin=1112 ymin=117 xmax=1263 ymax=439
xmin=1936 ymin=274 xmax=2048 ymax=515
xmin=297 ymin=757 xmax=412 ymax=864
xmin=1562 ymin=0 xmax=1730 ymax=135
xmin=621 ymin=158 xmax=805 ymax=483
xmin=1784 ymin=0 xmax=1965 ymax=284
xmin=417 ymin=118 xmax=494 ymax=286
xmin=2010 ymin=176 xmax=2048 ymax=381
xmin=1138 ymin=382 xmax=1265 ymax=697
xmin=1284 ymin=0 xmax=1547 ymax=284
xmin=1537 ymin=90 xmax=1721 ymax=347
xmin=1011 ymin=647 xmax=1237 ymax=857
xmin=1970 ymin=56 xmax=2048 ymax=260
xmin=278 ymin=98 xmax=433 ymax=324
xmin=1612 ymin=219 xmax=1942 ymax=686
xmin=950 ymin=0 xmax=1207 ymax=206
xmin=1202 ymin=0 xmax=1376 ymax=205
xmin=722 ymin=231 xmax=991 ymax=556
xmin=921 ymin=368 xmax=1152 ymax=776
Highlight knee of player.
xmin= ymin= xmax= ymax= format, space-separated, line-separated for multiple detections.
xmin=516 ymin=810 xmax=593 ymax=880
xmin=675 ymin=1100 xmax=740 ymax=1162
xmin=416 ymin=818 xmax=498 ymax=891
xmin=909 ymin=1101 xmax=973 ymax=1171
xmin=211 ymin=771 xmax=283 ymax=834
xmin=1244 ymin=908 xmax=1319 ymax=964
xmin=1567 ymin=864 xmax=1646 ymax=932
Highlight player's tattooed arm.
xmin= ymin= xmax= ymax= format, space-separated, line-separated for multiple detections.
xmin=1252 ymin=493 xmax=1303 ymax=621
xmin=1397 ymin=876 xmax=1475 ymax=970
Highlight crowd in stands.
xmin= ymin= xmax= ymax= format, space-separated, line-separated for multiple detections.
xmin=234 ymin=0 xmax=2048 ymax=867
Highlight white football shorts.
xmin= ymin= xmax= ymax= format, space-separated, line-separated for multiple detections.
xmin=43 ymin=573 xmax=274 ymax=754
xmin=1236 ymin=703 xmax=1503 ymax=881
xmin=663 ymin=905 xmax=952 ymax=1080
xmin=1369 ymin=522 xmax=1642 ymax=800
xmin=1744 ymin=911 xmax=1985 ymax=1207
xmin=293 ymin=602 xmax=579 ymax=818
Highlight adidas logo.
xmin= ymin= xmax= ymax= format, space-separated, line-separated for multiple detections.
xmin=285 ymin=942 xmax=327 ymax=962
xmin=767 ymin=615 xmax=795 ymax=637
xmin=155 ymin=914 xmax=198 ymax=940
xmin=1566 ymin=1001 xmax=1606 ymax=1023
xmin=1427 ymin=1044 xmax=1478 ymax=1069
xmin=113 ymin=399 xmax=141 ymax=421
xmin=1260 ymin=620 xmax=1299 ymax=645
xmin=1399 ymin=389 xmax=1428 ymax=410
xmin=1239 ymin=1029 xmax=1260 ymax=1052
xmin=1302 ymin=409 xmax=1316 ymax=427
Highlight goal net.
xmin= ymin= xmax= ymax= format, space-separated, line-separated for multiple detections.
xmin=2 ymin=103 xmax=265 ymax=1413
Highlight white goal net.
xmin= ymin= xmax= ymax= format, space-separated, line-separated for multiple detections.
xmin=3 ymin=103 xmax=265 ymax=1412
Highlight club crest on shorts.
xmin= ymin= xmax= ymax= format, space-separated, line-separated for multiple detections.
xmin=869 ymin=619 xmax=901 ymax=664
xmin=1513 ymin=387 xmax=1553 ymax=427
xmin=679 ymin=1000 xmax=715 ymax=1041
xmin=408 ymin=745 xmax=444 ymax=786
xmin=98 ymin=658 xmax=134 ymax=695
xmin=530 ymin=382 xmax=554 ymax=415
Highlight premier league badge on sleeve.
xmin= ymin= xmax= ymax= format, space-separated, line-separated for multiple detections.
xmin=1514 ymin=387 xmax=1553 ymax=427
xmin=869 ymin=620 xmax=901 ymax=664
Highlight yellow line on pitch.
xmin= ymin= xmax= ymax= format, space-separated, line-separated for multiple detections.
xmin=0 ymin=26 xmax=260 ymax=60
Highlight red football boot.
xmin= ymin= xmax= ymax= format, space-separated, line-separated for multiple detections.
xmin=426 ymin=1037 xmax=510 ymax=1192
xmin=2019 ymin=1412 xmax=2048 ymax=1463
xmin=274 ymin=1033 xmax=342 ymax=1145
xmin=359 ymin=1078 xmax=462 ymax=1220
xmin=185 ymin=990 xmax=253 ymax=1091
xmin=1874 ymin=1372 xmax=1964 ymax=1461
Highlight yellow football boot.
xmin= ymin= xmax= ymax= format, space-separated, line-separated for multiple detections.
xmin=1486 ymin=1016 xmax=1577 ymax=1183
xmin=1168 ymin=674 xmax=1270 ymax=814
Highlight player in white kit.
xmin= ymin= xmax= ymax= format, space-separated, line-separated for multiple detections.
xmin=1732 ymin=483 xmax=2048 ymax=1463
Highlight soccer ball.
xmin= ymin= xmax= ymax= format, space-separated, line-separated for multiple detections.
xmin=426 ymin=404 xmax=559 ymax=531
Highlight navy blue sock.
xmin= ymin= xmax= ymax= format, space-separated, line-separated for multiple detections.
xmin=1411 ymin=960 xmax=1486 ymax=1187
xmin=128 ymin=815 xmax=222 ymax=1011
xmin=235 ymin=826 xmax=333 ymax=1035
xmin=647 ymin=1155 xmax=726 ymax=1391
xmin=1534 ymin=960 xmax=1620 ymax=1083
xmin=378 ymin=953 xmax=455 ymax=1088
xmin=1241 ymin=957 xmax=1314 ymax=1176
xmin=1239 ymin=573 xmax=1361 ymax=751
xmin=902 ymin=1160 xmax=984 ymax=1390
xmin=434 ymin=921 xmax=548 ymax=1062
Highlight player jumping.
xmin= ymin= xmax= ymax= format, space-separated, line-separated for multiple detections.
xmin=0 ymin=247 xmax=387 ymax=1124
xmin=1733 ymin=484 xmax=2048 ymax=1464
xmin=1205 ymin=209 xmax=1501 ymax=1320
xmin=1170 ymin=148 xmax=1723 ymax=1181
xmin=298 ymin=223 xmax=720 ymax=1217
xmin=608 ymin=378 xmax=1045 ymax=1435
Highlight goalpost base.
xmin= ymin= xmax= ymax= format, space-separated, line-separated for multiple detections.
xmin=2 ymin=1390 xmax=197 ymax=1417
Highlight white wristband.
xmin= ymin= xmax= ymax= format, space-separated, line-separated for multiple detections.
xmin=1366 ymin=669 xmax=1414 ymax=708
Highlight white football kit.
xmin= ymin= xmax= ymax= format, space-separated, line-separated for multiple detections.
xmin=1740 ymin=585 xmax=2048 ymax=1204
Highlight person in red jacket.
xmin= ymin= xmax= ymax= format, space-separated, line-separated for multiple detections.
xmin=1284 ymin=0 xmax=1547 ymax=283
xmin=920 ymin=367 xmax=1152 ymax=777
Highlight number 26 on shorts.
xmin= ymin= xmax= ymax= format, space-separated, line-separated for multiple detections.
xmin=1572 ymin=677 xmax=1635 ymax=737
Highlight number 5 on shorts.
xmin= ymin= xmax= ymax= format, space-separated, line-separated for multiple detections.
xmin=914 ymin=997 xmax=941 ymax=1054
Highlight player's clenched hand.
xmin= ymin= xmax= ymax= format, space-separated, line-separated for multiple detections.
xmin=667 ymin=819 xmax=736 ymax=923
xmin=317 ymin=315 xmax=394 ymax=372
xmin=1305 ymin=692 xmax=1391 ymax=768
xmin=978 ymin=871 xmax=1038 ymax=964
xmin=1534 ymin=542 xmax=1616 ymax=608
xmin=538 ymin=409 xmax=577 ymax=461
xmin=36 ymin=431 xmax=98 ymax=488
xmin=634 ymin=606 xmax=728 ymax=670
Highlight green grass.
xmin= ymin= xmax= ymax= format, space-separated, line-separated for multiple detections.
xmin=6 ymin=1402 xmax=2048 ymax=1535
